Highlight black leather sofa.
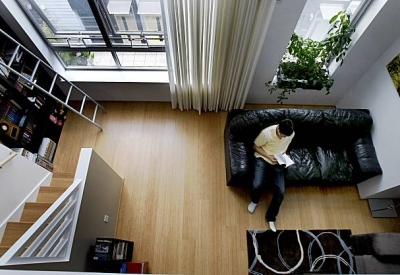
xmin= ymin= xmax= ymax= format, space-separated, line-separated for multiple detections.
xmin=224 ymin=108 xmax=382 ymax=187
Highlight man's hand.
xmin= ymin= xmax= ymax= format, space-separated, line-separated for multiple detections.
xmin=254 ymin=144 xmax=278 ymax=164
xmin=267 ymin=155 xmax=278 ymax=164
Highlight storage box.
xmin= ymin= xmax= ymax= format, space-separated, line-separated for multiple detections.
xmin=93 ymin=238 xmax=134 ymax=262
xmin=120 ymin=261 xmax=149 ymax=274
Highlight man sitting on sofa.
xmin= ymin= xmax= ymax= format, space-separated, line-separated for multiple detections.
xmin=248 ymin=119 xmax=295 ymax=232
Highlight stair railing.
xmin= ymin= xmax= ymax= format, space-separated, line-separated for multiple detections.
xmin=0 ymin=179 xmax=84 ymax=266
xmin=0 ymin=152 xmax=17 ymax=169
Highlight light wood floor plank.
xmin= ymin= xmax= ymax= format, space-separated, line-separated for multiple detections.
xmin=53 ymin=102 xmax=400 ymax=275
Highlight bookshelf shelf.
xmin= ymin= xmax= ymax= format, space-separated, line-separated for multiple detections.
xmin=0 ymin=28 xmax=67 ymax=169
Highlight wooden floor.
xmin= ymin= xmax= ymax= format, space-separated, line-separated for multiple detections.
xmin=53 ymin=102 xmax=400 ymax=275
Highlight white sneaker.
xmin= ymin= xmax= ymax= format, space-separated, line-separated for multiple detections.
xmin=269 ymin=221 xmax=276 ymax=232
xmin=248 ymin=202 xmax=258 ymax=213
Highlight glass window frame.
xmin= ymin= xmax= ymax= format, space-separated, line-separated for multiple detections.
xmin=16 ymin=0 xmax=167 ymax=70
xmin=294 ymin=0 xmax=372 ymax=42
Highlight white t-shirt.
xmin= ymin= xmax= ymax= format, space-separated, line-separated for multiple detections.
xmin=254 ymin=125 xmax=295 ymax=164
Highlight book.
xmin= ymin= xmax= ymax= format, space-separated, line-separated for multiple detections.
xmin=34 ymin=154 xmax=54 ymax=172
xmin=17 ymin=72 xmax=37 ymax=90
xmin=0 ymin=56 xmax=9 ymax=77
xmin=11 ymin=147 xmax=35 ymax=161
xmin=38 ymin=137 xmax=57 ymax=162
xmin=274 ymin=153 xmax=295 ymax=167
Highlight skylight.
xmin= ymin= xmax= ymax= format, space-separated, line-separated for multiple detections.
xmin=294 ymin=0 xmax=370 ymax=41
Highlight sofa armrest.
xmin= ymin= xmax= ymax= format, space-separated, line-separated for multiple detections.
xmin=372 ymin=233 xmax=400 ymax=257
xmin=225 ymin=140 xmax=253 ymax=187
xmin=351 ymin=233 xmax=400 ymax=264
xmin=353 ymin=134 xmax=382 ymax=179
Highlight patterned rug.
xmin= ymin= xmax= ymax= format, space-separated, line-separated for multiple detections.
xmin=247 ymin=229 xmax=354 ymax=274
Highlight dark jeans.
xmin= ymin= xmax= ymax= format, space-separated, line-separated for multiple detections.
xmin=250 ymin=157 xmax=285 ymax=222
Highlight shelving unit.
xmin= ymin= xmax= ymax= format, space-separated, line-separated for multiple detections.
xmin=0 ymin=27 xmax=105 ymax=168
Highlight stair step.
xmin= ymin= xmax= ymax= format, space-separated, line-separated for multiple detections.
xmin=50 ymin=178 xmax=74 ymax=188
xmin=0 ymin=222 xmax=33 ymax=247
xmin=52 ymin=172 xmax=74 ymax=179
xmin=36 ymin=186 xmax=67 ymax=203
xmin=20 ymin=202 xmax=52 ymax=222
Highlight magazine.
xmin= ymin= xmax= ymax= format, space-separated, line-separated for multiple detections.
xmin=274 ymin=153 xmax=294 ymax=167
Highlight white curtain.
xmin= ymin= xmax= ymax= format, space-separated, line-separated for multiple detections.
xmin=161 ymin=0 xmax=276 ymax=112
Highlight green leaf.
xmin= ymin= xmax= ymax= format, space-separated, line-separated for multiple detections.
xmin=329 ymin=14 xmax=339 ymax=24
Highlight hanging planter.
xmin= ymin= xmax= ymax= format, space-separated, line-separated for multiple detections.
xmin=268 ymin=10 xmax=355 ymax=103
xmin=276 ymin=66 xmax=327 ymax=90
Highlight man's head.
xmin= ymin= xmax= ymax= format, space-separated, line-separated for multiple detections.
xmin=278 ymin=119 xmax=294 ymax=137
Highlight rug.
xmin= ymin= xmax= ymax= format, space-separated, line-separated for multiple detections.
xmin=247 ymin=229 xmax=354 ymax=274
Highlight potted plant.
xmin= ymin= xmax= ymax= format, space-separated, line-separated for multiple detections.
xmin=58 ymin=51 xmax=95 ymax=66
xmin=268 ymin=10 xmax=355 ymax=103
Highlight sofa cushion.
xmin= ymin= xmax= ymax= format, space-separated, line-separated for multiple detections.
xmin=286 ymin=109 xmax=373 ymax=148
xmin=228 ymin=109 xmax=287 ymax=142
xmin=286 ymin=148 xmax=321 ymax=182
xmin=321 ymin=109 xmax=373 ymax=147
xmin=316 ymin=147 xmax=353 ymax=183
xmin=373 ymin=233 xmax=400 ymax=258
xmin=228 ymin=111 xmax=265 ymax=142
xmin=286 ymin=109 xmax=326 ymax=148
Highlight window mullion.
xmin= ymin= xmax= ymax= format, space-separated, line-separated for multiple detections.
xmin=87 ymin=0 xmax=112 ymax=47
xmin=111 ymin=52 xmax=121 ymax=69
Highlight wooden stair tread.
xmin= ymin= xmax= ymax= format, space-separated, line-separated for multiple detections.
xmin=51 ymin=172 xmax=75 ymax=179
xmin=50 ymin=178 xmax=74 ymax=188
xmin=0 ymin=222 xmax=34 ymax=247
xmin=20 ymin=202 xmax=52 ymax=222
xmin=36 ymin=186 xmax=68 ymax=203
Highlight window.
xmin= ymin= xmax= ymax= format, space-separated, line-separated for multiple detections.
xmin=17 ymin=0 xmax=166 ymax=69
xmin=294 ymin=0 xmax=371 ymax=41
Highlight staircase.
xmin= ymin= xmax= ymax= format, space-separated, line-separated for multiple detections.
xmin=0 ymin=173 xmax=74 ymax=258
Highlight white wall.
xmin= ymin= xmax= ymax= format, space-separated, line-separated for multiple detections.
xmin=0 ymin=144 xmax=51 ymax=242
xmin=337 ymin=28 xmax=400 ymax=199
xmin=61 ymin=82 xmax=171 ymax=102
xmin=246 ymin=0 xmax=307 ymax=104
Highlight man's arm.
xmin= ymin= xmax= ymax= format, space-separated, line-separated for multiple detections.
xmin=253 ymin=144 xmax=278 ymax=164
